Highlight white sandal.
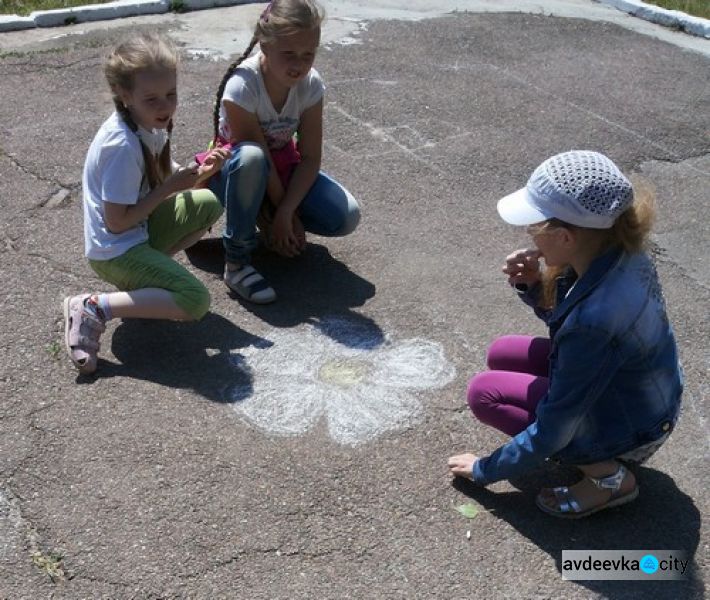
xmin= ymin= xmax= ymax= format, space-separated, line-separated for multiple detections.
xmin=224 ymin=264 xmax=276 ymax=304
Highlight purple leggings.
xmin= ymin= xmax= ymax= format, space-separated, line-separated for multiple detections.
xmin=468 ymin=335 xmax=551 ymax=437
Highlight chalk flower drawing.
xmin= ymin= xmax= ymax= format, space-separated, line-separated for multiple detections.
xmin=225 ymin=316 xmax=455 ymax=445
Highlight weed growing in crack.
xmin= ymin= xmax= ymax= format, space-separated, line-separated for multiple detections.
xmin=31 ymin=550 xmax=66 ymax=582
xmin=46 ymin=340 xmax=61 ymax=360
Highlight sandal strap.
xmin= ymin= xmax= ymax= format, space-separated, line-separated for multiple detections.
xmin=552 ymin=486 xmax=582 ymax=514
xmin=81 ymin=316 xmax=106 ymax=333
xmin=67 ymin=310 xmax=105 ymax=347
xmin=75 ymin=335 xmax=100 ymax=351
xmin=231 ymin=266 xmax=270 ymax=294
xmin=240 ymin=272 xmax=270 ymax=293
xmin=230 ymin=265 xmax=258 ymax=284
xmin=225 ymin=264 xmax=276 ymax=303
xmin=588 ymin=464 xmax=627 ymax=491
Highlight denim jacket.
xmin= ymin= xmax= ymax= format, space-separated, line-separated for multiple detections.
xmin=473 ymin=247 xmax=683 ymax=485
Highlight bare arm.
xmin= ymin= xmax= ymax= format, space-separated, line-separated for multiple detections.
xmin=103 ymin=166 xmax=199 ymax=234
xmin=269 ymin=100 xmax=322 ymax=256
xmin=280 ymin=99 xmax=322 ymax=213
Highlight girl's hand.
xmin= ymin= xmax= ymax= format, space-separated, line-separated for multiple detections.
xmin=447 ymin=453 xmax=480 ymax=481
xmin=271 ymin=206 xmax=302 ymax=257
xmin=292 ymin=213 xmax=306 ymax=253
xmin=164 ymin=164 xmax=200 ymax=197
xmin=197 ymin=146 xmax=231 ymax=180
xmin=503 ymin=248 xmax=542 ymax=286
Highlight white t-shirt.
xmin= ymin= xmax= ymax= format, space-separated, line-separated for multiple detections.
xmin=219 ymin=53 xmax=325 ymax=150
xmin=82 ymin=112 xmax=169 ymax=260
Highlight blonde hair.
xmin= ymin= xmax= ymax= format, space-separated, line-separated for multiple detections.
xmin=540 ymin=177 xmax=656 ymax=308
xmin=212 ymin=0 xmax=325 ymax=140
xmin=104 ymin=33 xmax=179 ymax=191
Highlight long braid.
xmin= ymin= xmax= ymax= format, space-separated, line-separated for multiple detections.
xmin=158 ymin=119 xmax=173 ymax=185
xmin=212 ymin=37 xmax=259 ymax=142
xmin=114 ymin=97 xmax=170 ymax=191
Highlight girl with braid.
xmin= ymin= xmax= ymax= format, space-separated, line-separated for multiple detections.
xmin=204 ymin=0 xmax=360 ymax=303
xmin=63 ymin=33 xmax=227 ymax=375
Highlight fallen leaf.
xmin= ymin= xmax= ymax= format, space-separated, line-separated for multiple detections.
xmin=455 ymin=503 xmax=479 ymax=519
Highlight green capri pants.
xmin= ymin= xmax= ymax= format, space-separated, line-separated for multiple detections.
xmin=89 ymin=189 xmax=223 ymax=320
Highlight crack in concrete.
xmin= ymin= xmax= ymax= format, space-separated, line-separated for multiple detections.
xmin=27 ymin=410 xmax=56 ymax=437
xmin=174 ymin=545 xmax=338 ymax=582
xmin=67 ymin=573 xmax=135 ymax=590
xmin=0 ymin=56 xmax=100 ymax=76
xmin=640 ymin=151 xmax=710 ymax=176
xmin=0 ymin=484 xmax=68 ymax=583
xmin=440 ymin=59 xmax=709 ymax=172
xmin=25 ymin=402 xmax=58 ymax=418
xmin=4 ymin=412 xmax=50 ymax=482
xmin=0 ymin=235 xmax=20 ymax=252
xmin=0 ymin=146 xmax=78 ymax=193
xmin=25 ymin=252 xmax=85 ymax=281
xmin=652 ymin=249 xmax=710 ymax=293
xmin=434 ymin=405 xmax=470 ymax=414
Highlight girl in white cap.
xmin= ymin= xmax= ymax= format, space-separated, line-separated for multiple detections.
xmin=448 ymin=150 xmax=683 ymax=518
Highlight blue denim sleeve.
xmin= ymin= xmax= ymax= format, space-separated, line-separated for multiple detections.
xmin=473 ymin=326 xmax=618 ymax=485
xmin=514 ymin=282 xmax=552 ymax=324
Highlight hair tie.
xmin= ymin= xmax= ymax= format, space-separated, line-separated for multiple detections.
xmin=260 ymin=1 xmax=273 ymax=22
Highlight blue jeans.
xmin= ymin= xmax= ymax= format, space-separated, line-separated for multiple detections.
xmin=208 ymin=142 xmax=361 ymax=265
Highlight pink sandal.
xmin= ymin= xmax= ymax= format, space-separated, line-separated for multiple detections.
xmin=63 ymin=294 xmax=106 ymax=375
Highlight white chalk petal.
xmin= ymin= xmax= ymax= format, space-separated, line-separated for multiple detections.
xmin=371 ymin=340 xmax=456 ymax=390
xmin=325 ymin=384 xmax=421 ymax=446
xmin=236 ymin=381 xmax=325 ymax=436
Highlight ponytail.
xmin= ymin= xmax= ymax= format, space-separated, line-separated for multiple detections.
xmin=538 ymin=178 xmax=656 ymax=309
xmin=609 ymin=176 xmax=655 ymax=255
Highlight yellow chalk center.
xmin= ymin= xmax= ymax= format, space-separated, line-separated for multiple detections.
xmin=318 ymin=358 xmax=370 ymax=388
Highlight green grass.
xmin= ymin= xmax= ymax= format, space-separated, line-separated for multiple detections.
xmin=1 ymin=0 xmax=114 ymax=16
xmin=643 ymin=0 xmax=710 ymax=19
xmin=0 ymin=0 xmax=189 ymax=15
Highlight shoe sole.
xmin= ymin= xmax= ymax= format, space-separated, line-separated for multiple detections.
xmin=224 ymin=279 xmax=277 ymax=304
xmin=62 ymin=297 xmax=97 ymax=375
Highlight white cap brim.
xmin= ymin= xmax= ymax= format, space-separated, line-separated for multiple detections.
xmin=496 ymin=186 xmax=549 ymax=226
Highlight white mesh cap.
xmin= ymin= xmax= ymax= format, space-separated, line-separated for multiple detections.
xmin=497 ymin=150 xmax=634 ymax=229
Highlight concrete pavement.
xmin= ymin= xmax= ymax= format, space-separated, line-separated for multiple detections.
xmin=0 ymin=1 xmax=708 ymax=598
xmin=1 ymin=0 xmax=709 ymax=39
